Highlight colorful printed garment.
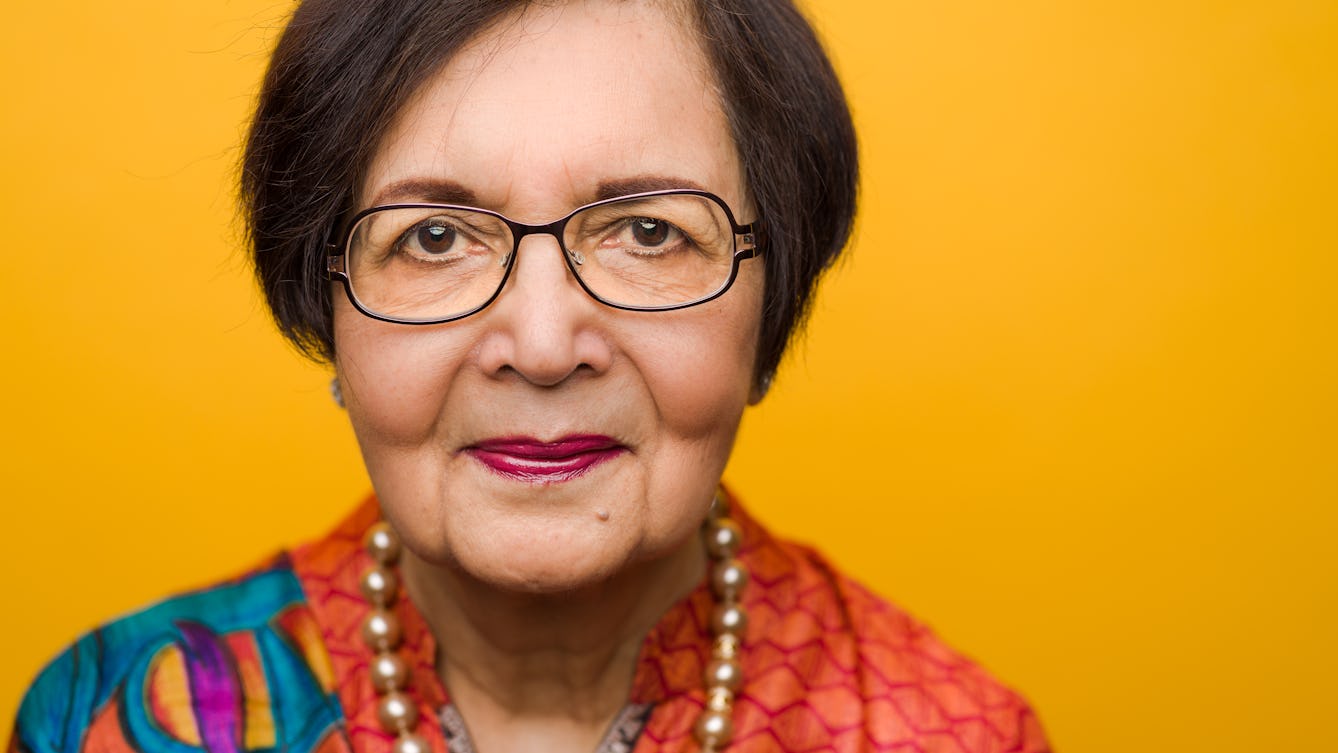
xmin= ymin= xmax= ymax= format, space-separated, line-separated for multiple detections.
xmin=10 ymin=493 xmax=1051 ymax=753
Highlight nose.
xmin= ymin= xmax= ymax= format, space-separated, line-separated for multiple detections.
xmin=475 ymin=233 xmax=612 ymax=386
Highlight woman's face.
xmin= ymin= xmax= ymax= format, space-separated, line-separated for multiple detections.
xmin=333 ymin=0 xmax=764 ymax=593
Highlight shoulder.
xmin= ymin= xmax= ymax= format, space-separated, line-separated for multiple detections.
xmin=10 ymin=556 xmax=346 ymax=753
xmin=735 ymin=504 xmax=1051 ymax=752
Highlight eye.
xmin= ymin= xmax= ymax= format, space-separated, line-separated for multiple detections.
xmin=412 ymin=220 xmax=458 ymax=255
xmin=630 ymin=217 xmax=672 ymax=247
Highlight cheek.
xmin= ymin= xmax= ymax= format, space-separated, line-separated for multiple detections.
xmin=333 ymin=304 xmax=470 ymax=447
xmin=637 ymin=274 xmax=764 ymax=442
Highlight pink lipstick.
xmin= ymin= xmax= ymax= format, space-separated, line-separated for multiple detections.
xmin=464 ymin=435 xmax=625 ymax=483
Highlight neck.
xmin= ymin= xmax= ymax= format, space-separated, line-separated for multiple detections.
xmin=401 ymin=534 xmax=705 ymax=752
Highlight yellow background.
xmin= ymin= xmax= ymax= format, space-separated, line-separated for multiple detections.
xmin=2 ymin=0 xmax=1335 ymax=749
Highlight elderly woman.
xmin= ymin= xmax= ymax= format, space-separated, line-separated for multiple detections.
xmin=12 ymin=1 xmax=1048 ymax=752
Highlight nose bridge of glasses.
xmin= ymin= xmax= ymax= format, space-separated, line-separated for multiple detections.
xmin=508 ymin=217 xmax=582 ymax=265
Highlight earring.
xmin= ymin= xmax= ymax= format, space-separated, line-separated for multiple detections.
xmin=330 ymin=377 xmax=345 ymax=409
xmin=753 ymin=372 xmax=774 ymax=402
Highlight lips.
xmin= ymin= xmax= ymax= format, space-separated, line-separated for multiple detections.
xmin=464 ymin=435 xmax=626 ymax=483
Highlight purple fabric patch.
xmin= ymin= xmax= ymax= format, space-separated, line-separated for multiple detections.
xmin=175 ymin=621 xmax=243 ymax=753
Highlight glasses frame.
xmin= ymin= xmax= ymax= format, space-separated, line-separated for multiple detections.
xmin=327 ymin=188 xmax=759 ymax=325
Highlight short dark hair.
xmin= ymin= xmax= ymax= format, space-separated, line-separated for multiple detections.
xmin=241 ymin=0 xmax=857 ymax=385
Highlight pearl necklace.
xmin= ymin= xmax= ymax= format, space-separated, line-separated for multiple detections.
xmin=358 ymin=494 xmax=749 ymax=752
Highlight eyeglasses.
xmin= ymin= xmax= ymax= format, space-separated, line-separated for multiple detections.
xmin=328 ymin=189 xmax=759 ymax=324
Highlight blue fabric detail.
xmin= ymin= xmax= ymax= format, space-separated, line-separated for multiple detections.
xmin=13 ymin=565 xmax=342 ymax=753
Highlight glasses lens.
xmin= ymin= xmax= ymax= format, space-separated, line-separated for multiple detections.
xmin=345 ymin=206 xmax=513 ymax=321
xmin=564 ymin=193 xmax=738 ymax=308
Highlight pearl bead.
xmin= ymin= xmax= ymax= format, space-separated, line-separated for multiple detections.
xmin=366 ymin=522 xmax=401 ymax=565
xmin=361 ymin=566 xmax=399 ymax=607
xmin=713 ymin=634 xmax=740 ymax=660
xmin=694 ymin=709 xmax=734 ymax=747
xmin=377 ymin=691 xmax=419 ymax=732
xmin=362 ymin=608 xmax=402 ymax=651
xmin=369 ymin=652 xmax=409 ymax=693
xmin=392 ymin=734 xmax=429 ymax=753
xmin=705 ymin=519 xmax=742 ymax=559
xmin=711 ymin=603 xmax=748 ymax=637
xmin=711 ymin=558 xmax=749 ymax=601
xmin=706 ymin=686 xmax=734 ymax=712
xmin=705 ymin=658 xmax=743 ymax=691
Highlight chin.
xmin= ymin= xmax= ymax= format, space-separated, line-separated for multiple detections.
xmin=442 ymin=515 xmax=642 ymax=595
xmin=382 ymin=465 xmax=707 ymax=597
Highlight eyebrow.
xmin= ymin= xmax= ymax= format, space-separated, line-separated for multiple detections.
xmin=596 ymin=175 xmax=708 ymax=201
xmin=367 ymin=174 xmax=710 ymax=209
xmin=369 ymin=178 xmax=478 ymax=207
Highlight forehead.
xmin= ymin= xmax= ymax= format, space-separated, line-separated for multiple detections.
xmin=362 ymin=0 xmax=745 ymax=219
